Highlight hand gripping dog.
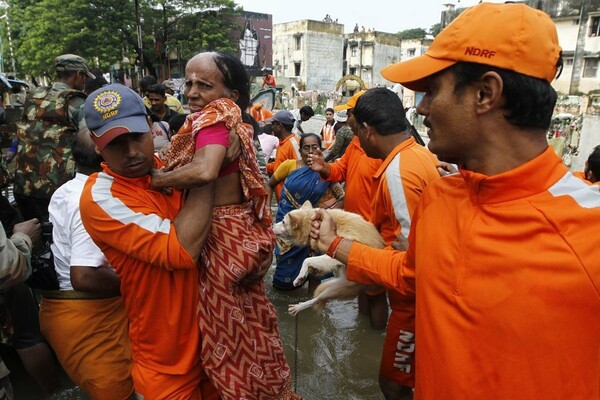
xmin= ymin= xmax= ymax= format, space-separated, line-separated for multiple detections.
xmin=273 ymin=201 xmax=386 ymax=315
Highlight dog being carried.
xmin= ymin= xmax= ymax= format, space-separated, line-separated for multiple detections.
xmin=273 ymin=201 xmax=388 ymax=315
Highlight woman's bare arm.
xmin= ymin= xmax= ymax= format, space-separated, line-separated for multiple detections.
xmin=152 ymin=144 xmax=226 ymax=189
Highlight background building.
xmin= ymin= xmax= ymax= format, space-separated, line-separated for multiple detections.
xmin=272 ymin=20 xmax=344 ymax=92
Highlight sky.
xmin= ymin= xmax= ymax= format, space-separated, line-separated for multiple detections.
xmin=234 ymin=0 xmax=505 ymax=34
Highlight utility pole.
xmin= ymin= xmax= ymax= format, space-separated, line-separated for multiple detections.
xmin=0 ymin=13 xmax=15 ymax=74
xmin=135 ymin=0 xmax=144 ymax=77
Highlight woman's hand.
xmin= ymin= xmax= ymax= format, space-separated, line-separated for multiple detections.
xmin=223 ymin=129 xmax=241 ymax=166
xmin=437 ymin=162 xmax=458 ymax=177
xmin=391 ymin=234 xmax=409 ymax=252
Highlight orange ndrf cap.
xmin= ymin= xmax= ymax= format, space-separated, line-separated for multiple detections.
xmin=334 ymin=90 xmax=367 ymax=111
xmin=381 ymin=2 xmax=561 ymax=92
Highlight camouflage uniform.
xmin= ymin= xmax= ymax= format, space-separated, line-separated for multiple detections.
xmin=13 ymin=82 xmax=86 ymax=219
xmin=253 ymin=137 xmax=268 ymax=182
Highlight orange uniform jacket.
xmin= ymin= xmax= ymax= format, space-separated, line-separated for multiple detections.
xmin=267 ymin=134 xmax=300 ymax=199
xmin=372 ymin=137 xmax=439 ymax=244
xmin=321 ymin=122 xmax=336 ymax=150
xmin=372 ymin=137 xmax=439 ymax=309
xmin=346 ymin=147 xmax=600 ymax=399
xmin=80 ymin=162 xmax=201 ymax=375
xmin=326 ymin=136 xmax=381 ymax=219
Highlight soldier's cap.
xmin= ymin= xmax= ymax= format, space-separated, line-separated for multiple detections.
xmin=54 ymin=54 xmax=95 ymax=79
xmin=381 ymin=3 xmax=561 ymax=92
xmin=84 ymin=84 xmax=150 ymax=151
xmin=265 ymin=110 xmax=295 ymax=126
xmin=334 ymin=90 xmax=366 ymax=111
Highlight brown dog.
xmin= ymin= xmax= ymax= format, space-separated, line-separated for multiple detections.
xmin=273 ymin=201 xmax=386 ymax=315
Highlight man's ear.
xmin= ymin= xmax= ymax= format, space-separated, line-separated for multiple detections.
xmin=363 ymin=122 xmax=375 ymax=140
xmin=475 ymin=71 xmax=504 ymax=114
xmin=89 ymin=132 xmax=102 ymax=155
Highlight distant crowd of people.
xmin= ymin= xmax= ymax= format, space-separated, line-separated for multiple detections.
xmin=0 ymin=2 xmax=598 ymax=400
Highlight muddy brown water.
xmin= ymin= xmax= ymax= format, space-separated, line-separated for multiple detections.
xmin=265 ymin=266 xmax=386 ymax=400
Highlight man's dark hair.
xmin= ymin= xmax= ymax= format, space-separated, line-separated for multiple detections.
xmin=84 ymin=75 xmax=108 ymax=95
xmin=147 ymin=83 xmax=166 ymax=98
xmin=449 ymin=62 xmax=557 ymax=130
xmin=168 ymin=113 xmax=187 ymax=135
xmin=325 ymin=107 xmax=334 ymax=114
xmin=300 ymin=106 xmax=315 ymax=117
xmin=586 ymin=145 xmax=600 ymax=182
xmin=353 ymin=88 xmax=407 ymax=136
xmin=72 ymin=132 xmax=103 ymax=170
xmin=213 ymin=52 xmax=251 ymax=112
xmin=139 ymin=76 xmax=158 ymax=92
xmin=244 ymin=113 xmax=261 ymax=140
xmin=274 ymin=121 xmax=294 ymax=133
xmin=262 ymin=123 xmax=273 ymax=135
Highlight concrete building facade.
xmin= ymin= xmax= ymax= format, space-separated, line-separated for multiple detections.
xmin=272 ymin=20 xmax=344 ymax=92
xmin=342 ymin=32 xmax=403 ymax=90
xmin=272 ymin=20 xmax=404 ymax=94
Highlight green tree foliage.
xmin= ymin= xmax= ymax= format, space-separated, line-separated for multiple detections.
xmin=4 ymin=0 xmax=240 ymax=78
xmin=429 ymin=23 xmax=441 ymax=37
xmin=397 ymin=28 xmax=427 ymax=40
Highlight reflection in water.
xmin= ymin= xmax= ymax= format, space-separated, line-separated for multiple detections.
xmin=265 ymin=267 xmax=386 ymax=399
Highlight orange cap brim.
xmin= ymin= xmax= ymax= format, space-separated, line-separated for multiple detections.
xmin=334 ymin=104 xmax=351 ymax=111
xmin=381 ymin=54 xmax=457 ymax=92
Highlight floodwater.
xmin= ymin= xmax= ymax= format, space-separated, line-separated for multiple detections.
xmin=265 ymin=266 xmax=387 ymax=400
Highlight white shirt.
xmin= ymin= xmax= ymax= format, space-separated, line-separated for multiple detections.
xmin=49 ymin=173 xmax=109 ymax=291
xmin=258 ymin=133 xmax=279 ymax=160
xmin=291 ymin=109 xmax=302 ymax=136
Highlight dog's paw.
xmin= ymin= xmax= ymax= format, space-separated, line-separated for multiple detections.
xmin=292 ymin=275 xmax=307 ymax=287
xmin=294 ymin=260 xmax=311 ymax=286
xmin=288 ymin=303 xmax=301 ymax=316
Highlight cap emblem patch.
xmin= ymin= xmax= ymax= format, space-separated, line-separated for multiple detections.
xmin=94 ymin=90 xmax=121 ymax=119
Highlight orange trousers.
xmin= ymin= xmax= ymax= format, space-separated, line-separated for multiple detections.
xmin=132 ymin=363 xmax=218 ymax=400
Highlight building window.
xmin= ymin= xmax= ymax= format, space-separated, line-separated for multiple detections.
xmin=565 ymin=58 xmax=574 ymax=66
xmin=583 ymin=58 xmax=599 ymax=78
xmin=295 ymin=36 xmax=301 ymax=50
xmin=590 ymin=16 xmax=600 ymax=37
xmin=349 ymin=67 xmax=356 ymax=75
xmin=294 ymin=62 xmax=301 ymax=76
xmin=407 ymin=48 xmax=416 ymax=57
xmin=351 ymin=46 xmax=357 ymax=56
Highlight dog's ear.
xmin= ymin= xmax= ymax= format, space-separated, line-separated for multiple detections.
xmin=300 ymin=200 xmax=313 ymax=210
xmin=289 ymin=213 xmax=299 ymax=229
